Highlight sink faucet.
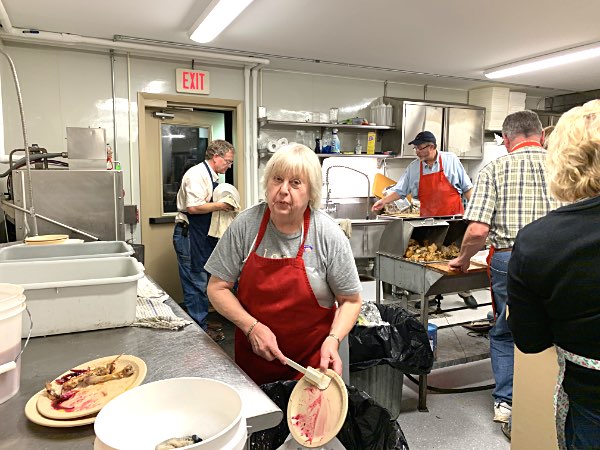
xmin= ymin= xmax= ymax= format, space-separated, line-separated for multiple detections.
xmin=324 ymin=165 xmax=371 ymax=220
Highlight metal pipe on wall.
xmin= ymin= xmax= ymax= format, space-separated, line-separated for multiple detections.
xmin=0 ymin=47 xmax=38 ymax=235
xmin=110 ymin=49 xmax=118 ymax=161
xmin=243 ymin=66 xmax=252 ymax=209
xmin=251 ymin=65 xmax=262 ymax=205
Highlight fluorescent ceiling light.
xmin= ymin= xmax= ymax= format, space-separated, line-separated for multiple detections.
xmin=189 ymin=0 xmax=254 ymax=43
xmin=484 ymin=43 xmax=600 ymax=79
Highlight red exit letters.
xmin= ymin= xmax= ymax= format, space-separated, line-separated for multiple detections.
xmin=176 ymin=68 xmax=210 ymax=94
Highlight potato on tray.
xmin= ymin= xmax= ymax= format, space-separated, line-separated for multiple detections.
xmin=403 ymin=239 xmax=460 ymax=262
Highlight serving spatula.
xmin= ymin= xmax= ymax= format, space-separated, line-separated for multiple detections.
xmin=285 ymin=357 xmax=331 ymax=390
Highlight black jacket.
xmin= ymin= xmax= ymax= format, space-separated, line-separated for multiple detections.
xmin=507 ymin=195 xmax=600 ymax=409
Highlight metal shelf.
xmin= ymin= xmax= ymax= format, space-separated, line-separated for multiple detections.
xmin=258 ymin=118 xmax=395 ymax=130
xmin=258 ymin=149 xmax=396 ymax=159
xmin=316 ymin=153 xmax=393 ymax=158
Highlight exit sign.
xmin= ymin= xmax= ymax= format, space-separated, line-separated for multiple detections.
xmin=176 ymin=68 xmax=210 ymax=94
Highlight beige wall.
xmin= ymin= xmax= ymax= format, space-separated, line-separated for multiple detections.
xmin=0 ymin=42 xmax=245 ymax=243
xmin=1 ymin=41 xmax=543 ymax=236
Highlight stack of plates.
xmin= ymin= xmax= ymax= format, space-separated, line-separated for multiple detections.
xmin=24 ymin=234 xmax=69 ymax=246
xmin=469 ymin=87 xmax=510 ymax=130
xmin=24 ymin=355 xmax=146 ymax=428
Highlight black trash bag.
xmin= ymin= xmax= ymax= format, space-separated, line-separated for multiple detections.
xmin=349 ymin=303 xmax=433 ymax=374
xmin=337 ymin=386 xmax=409 ymax=450
xmin=249 ymin=380 xmax=296 ymax=450
xmin=249 ymin=380 xmax=409 ymax=450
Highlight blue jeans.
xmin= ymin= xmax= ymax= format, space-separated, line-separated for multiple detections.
xmin=173 ymin=225 xmax=209 ymax=329
xmin=565 ymin=399 xmax=600 ymax=449
xmin=489 ymin=250 xmax=514 ymax=405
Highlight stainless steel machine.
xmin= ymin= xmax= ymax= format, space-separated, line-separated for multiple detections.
xmin=3 ymin=127 xmax=125 ymax=241
xmin=11 ymin=169 xmax=125 ymax=241
xmin=375 ymin=216 xmax=490 ymax=410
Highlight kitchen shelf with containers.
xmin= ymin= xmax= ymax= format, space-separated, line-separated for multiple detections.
xmin=257 ymin=118 xmax=397 ymax=158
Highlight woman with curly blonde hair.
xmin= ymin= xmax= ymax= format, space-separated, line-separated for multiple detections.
xmin=507 ymin=99 xmax=600 ymax=449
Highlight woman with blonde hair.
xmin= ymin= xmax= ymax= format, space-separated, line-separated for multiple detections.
xmin=507 ymin=99 xmax=600 ymax=449
xmin=205 ymin=143 xmax=362 ymax=385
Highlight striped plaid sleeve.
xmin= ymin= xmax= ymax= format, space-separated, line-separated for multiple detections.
xmin=464 ymin=167 xmax=496 ymax=225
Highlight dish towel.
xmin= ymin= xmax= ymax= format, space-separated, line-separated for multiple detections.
xmin=209 ymin=183 xmax=241 ymax=238
xmin=336 ymin=218 xmax=352 ymax=238
xmin=134 ymin=276 xmax=192 ymax=330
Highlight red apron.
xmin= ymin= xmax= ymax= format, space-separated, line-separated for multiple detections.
xmin=418 ymin=153 xmax=464 ymax=217
xmin=234 ymin=207 xmax=336 ymax=386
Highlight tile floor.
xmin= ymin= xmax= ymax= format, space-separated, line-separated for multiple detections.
xmin=211 ymin=289 xmax=510 ymax=450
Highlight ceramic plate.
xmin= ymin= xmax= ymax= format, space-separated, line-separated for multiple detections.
xmin=25 ymin=390 xmax=96 ymax=428
xmin=287 ymin=369 xmax=348 ymax=448
xmin=36 ymin=355 xmax=147 ymax=420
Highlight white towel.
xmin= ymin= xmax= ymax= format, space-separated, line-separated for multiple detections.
xmin=209 ymin=183 xmax=241 ymax=238
xmin=133 ymin=297 xmax=192 ymax=330
xmin=134 ymin=276 xmax=192 ymax=330
xmin=336 ymin=218 xmax=352 ymax=239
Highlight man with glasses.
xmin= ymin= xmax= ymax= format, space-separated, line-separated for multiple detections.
xmin=372 ymin=130 xmax=477 ymax=308
xmin=173 ymin=139 xmax=235 ymax=341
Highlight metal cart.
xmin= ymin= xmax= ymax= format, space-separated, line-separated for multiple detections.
xmin=374 ymin=216 xmax=491 ymax=411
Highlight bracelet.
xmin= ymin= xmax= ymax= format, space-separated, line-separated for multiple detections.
xmin=327 ymin=333 xmax=340 ymax=344
xmin=246 ymin=320 xmax=259 ymax=340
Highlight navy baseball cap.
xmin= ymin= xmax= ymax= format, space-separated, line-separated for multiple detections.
xmin=408 ymin=131 xmax=436 ymax=146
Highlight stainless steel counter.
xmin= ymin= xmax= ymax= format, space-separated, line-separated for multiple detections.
xmin=0 ymin=298 xmax=282 ymax=449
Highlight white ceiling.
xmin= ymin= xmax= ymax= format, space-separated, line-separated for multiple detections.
xmin=3 ymin=0 xmax=600 ymax=99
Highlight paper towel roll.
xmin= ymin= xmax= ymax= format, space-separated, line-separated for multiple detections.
xmin=267 ymin=140 xmax=278 ymax=153
xmin=276 ymin=137 xmax=288 ymax=149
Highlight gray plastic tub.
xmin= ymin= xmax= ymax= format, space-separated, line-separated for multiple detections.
xmin=0 ymin=256 xmax=144 ymax=337
xmin=0 ymin=241 xmax=134 ymax=263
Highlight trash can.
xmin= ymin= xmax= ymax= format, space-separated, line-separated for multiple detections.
xmin=249 ymin=380 xmax=409 ymax=450
xmin=349 ymin=304 xmax=433 ymax=419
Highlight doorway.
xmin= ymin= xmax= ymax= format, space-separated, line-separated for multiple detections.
xmin=138 ymin=93 xmax=243 ymax=302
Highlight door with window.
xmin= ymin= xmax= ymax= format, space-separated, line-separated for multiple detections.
xmin=140 ymin=109 xmax=233 ymax=301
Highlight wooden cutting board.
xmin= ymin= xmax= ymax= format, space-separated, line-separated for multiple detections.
xmin=373 ymin=173 xmax=397 ymax=198
xmin=427 ymin=261 xmax=487 ymax=274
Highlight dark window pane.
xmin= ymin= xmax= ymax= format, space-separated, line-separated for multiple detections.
xmin=161 ymin=125 xmax=209 ymax=214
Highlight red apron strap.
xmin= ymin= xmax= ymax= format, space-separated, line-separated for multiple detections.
xmin=486 ymin=247 xmax=496 ymax=316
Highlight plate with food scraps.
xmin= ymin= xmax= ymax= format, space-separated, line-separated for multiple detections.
xmin=36 ymin=354 xmax=147 ymax=420
xmin=25 ymin=389 xmax=97 ymax=428
xmin=287 ymin=369 xmax=348 ymax=448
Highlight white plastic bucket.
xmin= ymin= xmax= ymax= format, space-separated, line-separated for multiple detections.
xmin=0 ymin=301 xmax=26 ymax=404
xmin=0 ymin=283 xmax=24 ymax=310
xmin=0 ymin=294 xmax=26 ymax=313
xmin=95 ymin=377 xmax=246 ymax=450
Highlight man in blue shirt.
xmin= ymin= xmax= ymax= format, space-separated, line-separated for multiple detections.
xmin=372 ymin=131 xmax=477 ymax=307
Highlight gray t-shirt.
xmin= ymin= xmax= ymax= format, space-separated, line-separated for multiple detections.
xmin=205 ymin=203 xmax=361 ymax=308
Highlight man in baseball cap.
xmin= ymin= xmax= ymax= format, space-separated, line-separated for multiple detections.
xmin=372 ymin=130 xmax=477 ymax=308
xmin=408 ymin=131 xmax=437 ymax=147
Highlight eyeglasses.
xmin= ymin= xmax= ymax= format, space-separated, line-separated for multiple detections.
xmin=220 ymin=156 xmax=234 ymax=166
xmin=415 ymin=144 xmax=432 ymax=151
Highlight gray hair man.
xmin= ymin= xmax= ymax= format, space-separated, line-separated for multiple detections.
xmin=449 ymin=110 xmax=562 ymax=437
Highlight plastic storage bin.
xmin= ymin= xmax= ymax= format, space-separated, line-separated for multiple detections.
xmin=0 ymin=256 xmax=144 ymax=337
xmin=0 ymin=241 xmax=134 ymax=263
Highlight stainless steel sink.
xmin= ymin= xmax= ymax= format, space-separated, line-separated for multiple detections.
xmin=322 ymin=196 xmax=394 ymax=259
xmin=347 ymin=217 xmax=392 ymax=259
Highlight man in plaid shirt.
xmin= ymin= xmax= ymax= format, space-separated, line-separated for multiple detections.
xmin=449 ymin=110 xmax=562 ymax=435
